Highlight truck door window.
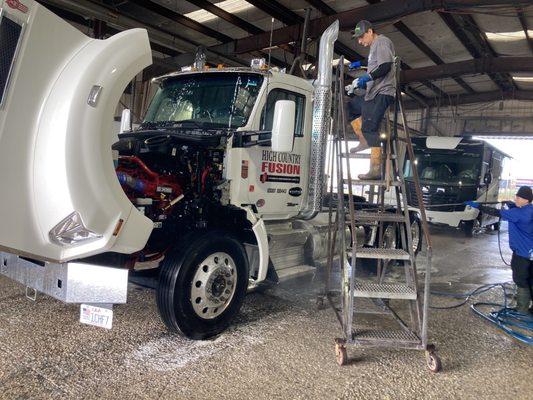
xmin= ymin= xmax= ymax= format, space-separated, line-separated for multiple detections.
xmin=260 ymin=89 xmax=305 ymax=137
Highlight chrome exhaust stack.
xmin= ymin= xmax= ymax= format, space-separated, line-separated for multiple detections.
xmin=300 ymin=20 xmax=339 ymax=219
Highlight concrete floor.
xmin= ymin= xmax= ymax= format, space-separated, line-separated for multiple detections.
xmin=1 ymin=223 xmax=532 ymax=399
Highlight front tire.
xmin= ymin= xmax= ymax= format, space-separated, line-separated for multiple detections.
xmin=157 ymin=231 xmax=249 ymax=340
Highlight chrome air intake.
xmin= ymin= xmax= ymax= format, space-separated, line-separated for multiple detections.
xmin=300 ymin=20 xmax=339 ymax=219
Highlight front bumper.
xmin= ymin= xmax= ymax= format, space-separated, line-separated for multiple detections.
xmin=0 ymin=252 xmax=128 ymax=304
xmin=424 ymin=207 xmax=479 ymax=227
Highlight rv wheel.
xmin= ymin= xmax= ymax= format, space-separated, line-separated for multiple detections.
xmin=157 ymin=231 xmax=249 ymax=340
xmin=462 ymin=219 xmax=479 ymax=237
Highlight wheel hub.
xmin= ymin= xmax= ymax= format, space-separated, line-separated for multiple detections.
xmin=190 ymin=252 xmax=237 ymax=319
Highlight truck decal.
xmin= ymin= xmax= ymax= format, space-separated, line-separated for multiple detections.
xmin=260 ymin=150 xmax=301 ymax=182
xmin=6 ymin=0 xmax=28 ymax=13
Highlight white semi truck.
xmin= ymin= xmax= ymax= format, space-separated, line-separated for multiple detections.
xmin=0 ymin=1 xmax=417 ymax=339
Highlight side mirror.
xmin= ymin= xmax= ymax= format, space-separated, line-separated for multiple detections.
xmin=271 ymin=100 xmax=295 ymax=153
xmin=120 ymin=109 xmax=132 ymax=133
xmin=483 ymin=172 xmax=492 ymax=185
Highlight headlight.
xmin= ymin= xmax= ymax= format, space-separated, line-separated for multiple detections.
xmin=49 ymin=211 xmax=102 ymax=246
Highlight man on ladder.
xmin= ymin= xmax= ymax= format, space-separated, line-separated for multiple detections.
xmin=345 ymin=20 xmax=396 ymax=180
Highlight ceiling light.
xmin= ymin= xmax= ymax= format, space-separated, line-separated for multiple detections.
xmin=485 ymin=30 xmax=533 ymax=42
xmin=185 ymin=0 xmax=254 ymax=24
xmin=512 ymin=76 xmax=533 ymax=82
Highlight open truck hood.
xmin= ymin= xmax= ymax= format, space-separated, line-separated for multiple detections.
xmin=0 ymin=0 xmax=153 ymax=262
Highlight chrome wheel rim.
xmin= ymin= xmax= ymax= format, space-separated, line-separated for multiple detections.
xmin=411 ymin=220 xmax=420 ymax=252
xmin=190 ymin=252 xmax=237 ymax=319
xmin=382 ymin=224 xmax=397 ymax=249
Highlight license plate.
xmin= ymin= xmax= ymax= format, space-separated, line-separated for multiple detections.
xmin=80 ymin=304 xmax=113 ymax=329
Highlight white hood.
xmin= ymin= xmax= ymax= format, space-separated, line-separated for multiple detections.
xmin=0 ymin=0 xmax=153 ymax=262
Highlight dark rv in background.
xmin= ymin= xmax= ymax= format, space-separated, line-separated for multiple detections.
xmin=403 ymin=137 xmax=510 ymax=236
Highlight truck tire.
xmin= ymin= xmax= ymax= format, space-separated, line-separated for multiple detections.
xmin=156 ymin=231 xmax=249 ymax=340
xmin=462 ymin=220 xmax=474 ymax=237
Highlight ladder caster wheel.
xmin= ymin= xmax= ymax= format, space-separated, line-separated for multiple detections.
xmin=425 ymin=350 xmax=442 ymax=373
xmin=335 ymin=341 xmax=348 ymax=366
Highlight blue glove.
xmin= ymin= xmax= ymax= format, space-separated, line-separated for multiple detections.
xmin=348 ymin=61 xmax=362 ymax=70
xmin=355 ymin=73 xmax=372 ymax=89
xmin=502 ymin=200 xmax=516 ymax=209
xmin=464 ymin=201 xmax=480 ymax=209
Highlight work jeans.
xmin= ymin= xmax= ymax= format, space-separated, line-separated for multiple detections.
xmin=511 ymin=252 xmax=532 ymax=290
xmin=347 ymin=94 xmax=395 ymax=147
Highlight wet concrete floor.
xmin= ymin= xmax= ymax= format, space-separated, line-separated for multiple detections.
xmin=0 ymin=223 xmax=531 ymax=399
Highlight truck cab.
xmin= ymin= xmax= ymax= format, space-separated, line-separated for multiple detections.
xmin=0 ymin=1 xmax=341 ymax=339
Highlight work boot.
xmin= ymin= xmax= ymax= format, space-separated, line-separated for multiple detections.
xmin=515 ymin=286 xmax=531 ymax=314
xmin=349 ymin=118 xmax=369 ymax=153
xmin=358 ymin=147 xmax=382 ymax=180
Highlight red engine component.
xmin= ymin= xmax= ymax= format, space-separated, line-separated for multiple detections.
xmin=116 ymin=156 xmax=183 ymax=203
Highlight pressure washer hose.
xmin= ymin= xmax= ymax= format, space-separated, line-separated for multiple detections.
xmin=430 ymin=283 xmax=532 ymax=345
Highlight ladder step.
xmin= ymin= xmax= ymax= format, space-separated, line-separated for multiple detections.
xmin=340 ymin=153 xmax=396 ymax=159
xmin=353 ymin=282 xmax=417 ymax=300
xmin=348 ymin=247 xmax=411 ymax=260
xmin=352 ymin=329 xmax=420 ymax=345
xmin=348 ymin=211 xmax=405 ymax=223
xmin=344 ymin=179 xmax=401 ymax=187
xmin=340 ymin=153 xmax=370 ymax=159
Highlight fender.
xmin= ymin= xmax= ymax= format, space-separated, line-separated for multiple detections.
xmin=244 ymin=207 xmax=269 ymax=284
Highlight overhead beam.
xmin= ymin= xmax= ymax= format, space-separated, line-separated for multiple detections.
xmin=401 ymin=57 xmax=533 ymax=83
xmin=438 ymin=12 xmax=516 ymax=91
xmin=127 ymin=0 xmax=233 ymax=43
xmin=392 ymin=21 xmax=475 ymax=93
xmin=303 ymin=0 xmax=336 ymax=15
xmin=38 ymin=0 xmax=253 ymax=67
xmin=517 ymin=10 xmax=533 ymax=55
xmin=184 ymin=0 xmax=263 ymax=35
xmin=403 ymin=90 xmax=533 ymax=109
xmin=365 ymin=1 xmax=471 ymax=94
xmin=246 ymin=0 xmax=364 ymax=62
xmin=230 ymin=0 xmax=530 ymax=54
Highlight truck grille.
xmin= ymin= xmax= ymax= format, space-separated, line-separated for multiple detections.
xmin=0 ymin=14 xmax=23 ymax=106
xmin=405 ymin=181 xmax=468 ymax=212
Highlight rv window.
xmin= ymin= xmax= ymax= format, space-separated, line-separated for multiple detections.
xmin=0 ymin=14 xmax=23 ymax=107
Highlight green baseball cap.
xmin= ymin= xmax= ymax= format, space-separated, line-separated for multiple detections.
xmin=352 ymin=20 xmax=373 ymax=38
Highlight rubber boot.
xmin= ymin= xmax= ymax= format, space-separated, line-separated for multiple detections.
xmin=349 ymin=118 xmax=369 ymax=153
xmin=358 ymin=147 xmax=382 ymax=180
xmin=515 ymin=286 xmax=530 ymax=314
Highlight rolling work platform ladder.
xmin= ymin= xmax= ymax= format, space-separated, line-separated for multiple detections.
xmin=323 ymin=57 xmax=441 ymax=372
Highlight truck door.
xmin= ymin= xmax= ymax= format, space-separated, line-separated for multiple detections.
xmin=0 ymin=1 xmax=153 ymax=262
xmin=245 ymin=86 xmax=310 ymax=219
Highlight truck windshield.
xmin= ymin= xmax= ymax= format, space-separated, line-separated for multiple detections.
xmin=141 ymin=73 xmax=263 ymax=129
xmin=405 ymin=151 xmax=481 ymax=185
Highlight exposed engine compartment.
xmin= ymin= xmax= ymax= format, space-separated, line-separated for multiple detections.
xmin=112 ymin=132 xmax=226 ymax=266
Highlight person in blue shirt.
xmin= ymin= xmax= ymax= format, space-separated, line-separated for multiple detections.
xmin=466 ymin=186 xmax=533 ymax=314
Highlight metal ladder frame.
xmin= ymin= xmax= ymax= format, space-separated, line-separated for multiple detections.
xmin=326 ymin=57 xmax=440 ymax=371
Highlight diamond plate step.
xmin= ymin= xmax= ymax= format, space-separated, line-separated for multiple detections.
xmin=341 ymin=153 xmax=396 ymax=159
xmin=276 ymin=265 xmax=315 ymax=282
xmin=347 ymin=211 xmax=405 ymax=223
xmin=352 ymin=329 xmax=420 ymax=345
xmin=353 ymin=282 xmax=417 ymax=300
xmin=344 ymin=179 xmax=401 ymax=187
xmin=348 ymin=247 xmax=411 ymax=260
